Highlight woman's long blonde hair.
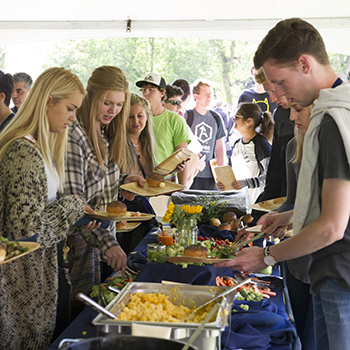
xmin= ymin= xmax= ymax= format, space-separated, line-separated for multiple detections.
xmin=78 ymin=66 xmax=130 ymax=170
xmin=0 ymin=67 xmax=85 ymax=191
xmin=124 ymin=93 xmax=155 ymax=175
xmin=291 ymin=104 xmax=313 ymax=163
xmin=291 ymin=127 xmax=304 ymax=163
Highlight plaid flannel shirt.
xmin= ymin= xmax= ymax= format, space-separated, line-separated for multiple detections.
xmin=64 ymin=116 xmax=127 ymax=256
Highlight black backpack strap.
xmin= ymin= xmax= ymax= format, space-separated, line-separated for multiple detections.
xmin=186 ymin=109 xmax=194 ymax=128
xmin=187 ymin=109 xmax=221 ymax=129
xmin=209 ymin=110 xmax=221 ymax=128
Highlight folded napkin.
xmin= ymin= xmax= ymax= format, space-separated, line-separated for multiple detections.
xmin=127 ymin=249 xmax=148 ymax=272
xmin=199 ymin=225 xmax=234 ymax=241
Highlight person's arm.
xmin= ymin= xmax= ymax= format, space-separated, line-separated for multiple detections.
xmin=176 ymin=141 xmax=189 ymax=185
xmin=214 ymin=137 xmax=226 ymax=166
xmin=237 ymin=156 xmax=270 ymax=190
xmin=215 ymin=178 xmax=350 ymax=272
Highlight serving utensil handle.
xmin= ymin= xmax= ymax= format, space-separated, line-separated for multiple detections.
xmin=77 ymin=293 xmax=118 ymax=320
xmin=182 ymin=303 xmax=220 ymax=350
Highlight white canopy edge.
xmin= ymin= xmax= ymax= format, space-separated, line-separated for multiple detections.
xmin=1 ymin=17 xmax=350 ymax=55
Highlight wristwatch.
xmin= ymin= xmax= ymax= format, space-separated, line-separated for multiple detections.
xmin=263 ymin=246 xmax=277 ymax=267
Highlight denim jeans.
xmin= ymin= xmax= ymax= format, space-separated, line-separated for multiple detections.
xmin=313 ymin=278 xmax=350 ymax=350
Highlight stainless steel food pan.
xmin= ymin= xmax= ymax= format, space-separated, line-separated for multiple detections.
xmin=92 ymin=282 xmax=235 ymax=331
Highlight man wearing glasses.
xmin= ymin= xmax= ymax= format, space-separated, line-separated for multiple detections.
xmin=136 ymin=72 xmax=191 ymax=186
xmin=185 ymin=80 xmax=226 ymax=190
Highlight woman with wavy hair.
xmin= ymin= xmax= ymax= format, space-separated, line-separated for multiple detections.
xmin=117 ymin=93 xmax=158 ymax=253
xmin=64 ymin=66 xmax=143 ymax=300
xmin=0 ymin=67 xmax=88 ymax=350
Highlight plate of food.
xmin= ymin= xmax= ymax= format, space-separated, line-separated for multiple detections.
xmin=163 ymin=256 xmax=232 ymax=264
xmin=0 ymin=238 xmax=40 ymax=265
xmin=85 ymin=201 xmax=155 ymax=222
xmin=153 ymin=148 xmax=193 ymax=175
xmin=245 ymin=225 xmax=263 ymax=233
xmin=120 ymin=177 xmax=186 ymax=197
xmin=115 ymin=222 xmax=141 ymax=233
xmin=164 ymin=244 xmax=235 ymax=264
xmin=85 ymin=211 xmax=154 ymax=222
xmin=251 ymin=197 xmax=286 ymax=212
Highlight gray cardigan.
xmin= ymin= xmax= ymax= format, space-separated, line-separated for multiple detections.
xmin=0 ymin=138 xmax=84 ymax=350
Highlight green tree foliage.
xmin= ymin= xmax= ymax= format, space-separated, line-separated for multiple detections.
xmin=45 ymin=37 xmax=255 ymax=108
xmin=328 ymin=53 xmax=350 ymax=82
xmin=45 ymin=37 xmax=350 ymax=109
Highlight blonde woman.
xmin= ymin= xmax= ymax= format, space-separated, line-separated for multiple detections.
xmin=0 ymin=67 xmax=87 ymax=350
xmin=124 ymin=93 xmax=155 ymax=178
xmin=64 ymin=66 xmax=143 ymax=299
xmin=118 ymin=93 xmax=157 ymax=253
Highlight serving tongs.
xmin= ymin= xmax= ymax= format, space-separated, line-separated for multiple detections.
xmin=98 ymin=285 xmax=107 ymax=307
xmin=184 ymin=278 xmax=251 ymax=322
xmin=234 ymin=272 xmax=272 ymax=288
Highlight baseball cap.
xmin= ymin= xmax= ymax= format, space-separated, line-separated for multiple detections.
xmin=136 ymin=72 xmax=166 ymax=90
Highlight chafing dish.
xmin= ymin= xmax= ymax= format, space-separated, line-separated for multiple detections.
xmin=92 ymin=282 xmax=236 ymax=350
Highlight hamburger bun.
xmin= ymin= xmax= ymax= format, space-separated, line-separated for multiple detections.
xmin=230 ymin=218 xmax=242 ymax=230
xmin=183 ymin=245 xmax=208 ymax=258
xmin=240 ymin=214 xmax=253 ymax=225
xmin=146 ymin=173 xmax=165 ymax=187
xmin=210 ymin=218 xmax=221 ymax=227
xmin=115 ymin=220 xmax=127 ymax=230
xmin=221 ymin=211 xmax=237 ymax=223
xmin=218 ymin=222 xmax=231 ymax=231
xmin=106 ymin=201 xmax=127 ymax=216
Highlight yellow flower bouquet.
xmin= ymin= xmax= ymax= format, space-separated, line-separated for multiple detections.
xmin=163 ymin=202 xmax=203 ymax=246
xmin=163 ymin=202 xmax=203 ymax=229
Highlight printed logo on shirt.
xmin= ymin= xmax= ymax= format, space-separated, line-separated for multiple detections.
xmin=195 ymin=122 xmax=213 ymax=144
xmin=252 ymin=97 xmax=270 ymax=111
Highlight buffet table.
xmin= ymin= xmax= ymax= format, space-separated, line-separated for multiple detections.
xmin=48 ymin=229 xmax=297 ymax=350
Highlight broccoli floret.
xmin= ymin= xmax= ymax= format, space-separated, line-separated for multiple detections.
xmin=90 ymin=285 xmax=100 ymax=299
xmin=239 ymin=289 xmax=248 ymax=298
xmin=239 ymin=304 xmax=249 ymax=311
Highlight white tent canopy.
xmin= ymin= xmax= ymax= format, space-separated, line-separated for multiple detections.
xmin=1 ymin=0 xmax=350 ymax=55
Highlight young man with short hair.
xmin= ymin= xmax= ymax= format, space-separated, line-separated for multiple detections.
xmin=11 ymin=72 xmax=33 ymax=113
xmin=136 ymin=72 xmax=191 ymax=186
xmin=254 ymin=68 xmax=294 ymax=202
xmin=172 ymin=78 xmax=191 ymax=117
xmin=0 ymin=70 xmax=15 ymax=133
xmin=216 ymin=18 xmax=350 ymax=349
xmin=237 ymin=66 xmax=278 ymax=113
xmin=185 ymin=80 xmax=226 ymax=190
xmin=163 ymin=84 xmax=183 ymax=114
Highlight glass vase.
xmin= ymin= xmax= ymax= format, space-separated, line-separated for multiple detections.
xmin=175 ymin=218 xmax=198 ymax=247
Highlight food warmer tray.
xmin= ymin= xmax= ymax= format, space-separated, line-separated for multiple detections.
xmin=92 ymin=282 xmax=235 ymax=334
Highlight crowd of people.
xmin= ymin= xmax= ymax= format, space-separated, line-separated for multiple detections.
xmin=0 ymin=16 xmax=349 ymax=350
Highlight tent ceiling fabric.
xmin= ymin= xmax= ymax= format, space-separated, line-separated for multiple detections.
xmin=1 ymin=0 xmax=350 ymax=55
